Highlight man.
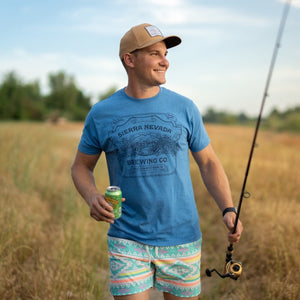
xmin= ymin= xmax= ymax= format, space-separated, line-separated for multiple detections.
xmin=71 ymin=23 xmax=243 ymax=300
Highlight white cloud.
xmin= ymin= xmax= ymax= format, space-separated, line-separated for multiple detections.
xmin=63 ymin=1 xmax=269 ymax=35
xmin=116 ymin=0 xmax=184 ymax=7
xmin=0 ymin=48 xmax=124 ymax=98
xmin=280 ymin=0 xmax=300 ymax=8
xmin=150 ymin=4 xmax=268 ymax=27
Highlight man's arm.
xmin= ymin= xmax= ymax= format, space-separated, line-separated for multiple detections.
xmin=71 ymin=150 xmax=115 ymax=223
xmin=192 ymin=144 xmax=243 ymax=244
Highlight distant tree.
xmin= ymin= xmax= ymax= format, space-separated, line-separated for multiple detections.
xmin=21 ymin=81 xmax=45 ymax=120
xmin=0 ymin=72 xmax=22 ymax=119
xmin=72 ymin=90 xmax=92 ymax=120
xmin=44 ymin=71 xmax=91 ymax=120
xmin=264 ymin=106 xmax=300 ymax=132
xmin=203 ymin=107 xmax=218 ymax=123
xmin=98 ymin=86 xmax=118 ymax=101
xmin=284 ymin=110 xmax=300 ymax=132
xmin=203 ymin=107 xmax=241 ymax=125
xmin=237 ymin=112 xmax=249 ymax=124
xmin=45 ymin=71 xmax=78 ymax=111
xmin=0 ymin=71 xmax=44 ymax=120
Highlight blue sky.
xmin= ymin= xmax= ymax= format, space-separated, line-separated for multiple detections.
xmin=1 ymin=0 xmax=299 ymax=115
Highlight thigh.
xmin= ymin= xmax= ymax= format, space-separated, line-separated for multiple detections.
xmin=108 ymin=237 xmax=154 ymax=297
xmin=163 ymin=292 xmax=199 ymax=300
xmin=153 ymin=239 xmax=202 ymax=298
xmin=114 ymin=289 xmax=150 ymax=300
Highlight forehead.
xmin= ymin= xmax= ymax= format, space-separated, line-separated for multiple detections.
xmin=140 ymin=41 xmax=167 ymax=53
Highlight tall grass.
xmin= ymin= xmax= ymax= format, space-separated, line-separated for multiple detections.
xmin=198 ymin=126 xmax=300 ymax=300
xmin=0 ymin=122 xmax=110 ymax=299
xmin=0 ymin=122 xmax=299 ymax=299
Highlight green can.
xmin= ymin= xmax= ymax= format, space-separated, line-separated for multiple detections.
xmin=105 ymin=186 xmax=122 ymax=219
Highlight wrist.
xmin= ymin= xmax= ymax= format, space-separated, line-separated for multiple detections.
xmin=222 ymin=207 xmax=237 ymax=217
xmin=87 ymin=189 xmax=102 ymax=205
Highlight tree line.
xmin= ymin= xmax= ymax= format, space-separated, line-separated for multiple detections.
xmin=0 ymin=71 xmax=299 ymax=132
xmin=0 ymin=71 xmax=95 ymax=122
xmin=203 ymin=106 xmax=300 ymax=132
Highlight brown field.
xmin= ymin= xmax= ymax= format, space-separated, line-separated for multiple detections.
xmin=0 ymin=122 xmax=299 ymax=300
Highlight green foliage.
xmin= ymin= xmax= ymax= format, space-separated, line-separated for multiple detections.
xmin=98 ymin=86 xmax=118 ymax=102
xmin=203 ymin=106 xmax=300 ymax=133
xmin=0 ymin=71 xmax=91 ymax=121
xmin=203 ymin=107 xmax=255 ymax=126
xmin=262 ymin=107 xmax=300 ymax=132
xmin=44 ymin=71 xmax=91 ymax=121
xmin=0 ymin=72 xmax=45 ymax=120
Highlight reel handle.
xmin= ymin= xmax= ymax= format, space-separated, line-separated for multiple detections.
xmin=206 ymin=260 xmax=242 ymax=280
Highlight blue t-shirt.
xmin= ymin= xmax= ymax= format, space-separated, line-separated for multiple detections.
xmin=78 ymin=87 xmax=210 ymax=246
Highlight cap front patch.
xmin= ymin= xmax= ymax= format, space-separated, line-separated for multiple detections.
xmin=145 ymin=25 xmax=163 ymax=37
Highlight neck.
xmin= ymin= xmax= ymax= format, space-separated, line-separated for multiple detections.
xmin=125 ymin=84 xmax=160 ymax=99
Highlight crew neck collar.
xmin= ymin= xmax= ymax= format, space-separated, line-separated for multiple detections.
xmin=122 ymin=87 xmax=162 ymax=101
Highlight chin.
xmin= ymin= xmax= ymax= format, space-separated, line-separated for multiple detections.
xmin=156 ymin=78 xmax=166 ymax=85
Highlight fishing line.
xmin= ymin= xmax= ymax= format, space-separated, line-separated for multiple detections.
xmin=206 ymin=0 xmax=292 ymax=280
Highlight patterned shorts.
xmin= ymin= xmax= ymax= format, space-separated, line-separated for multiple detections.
xmin=107 ymin=236 xmax=201 ymax=298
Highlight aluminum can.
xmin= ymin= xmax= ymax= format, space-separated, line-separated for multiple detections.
xmin=105 ymin=186 xmax=122 ymax=219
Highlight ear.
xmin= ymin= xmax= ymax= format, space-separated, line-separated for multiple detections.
xmin=123 ymin=53 xmax=135 ymax=69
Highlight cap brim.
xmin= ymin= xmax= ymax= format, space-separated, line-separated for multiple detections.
xmin=120 ymin=34 xmax=181 ymax=59
xmin=163 ymin=35 xmax=182 ymax=49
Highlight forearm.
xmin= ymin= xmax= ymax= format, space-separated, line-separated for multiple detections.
xmin=71 ymin=151 xmax=114 ymax=223
xmin=192 ymin=145 xmax=243 ymax=243
xmin=71 ymin=163 xmax=99 ymax=206
xmin=200 ymin=158 xmax=233 ymax=211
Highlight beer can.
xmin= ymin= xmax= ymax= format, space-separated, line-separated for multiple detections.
xmin=105 ymin=186 xmax=122 ymax=219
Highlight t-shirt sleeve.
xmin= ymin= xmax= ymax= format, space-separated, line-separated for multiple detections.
xmin=78 ymin=110 xmax=102 ymax=155
xmin=187 ymin=102 xmax=210 ymax=152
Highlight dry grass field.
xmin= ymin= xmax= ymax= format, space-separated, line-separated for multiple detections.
xmin=0 ymin=122 xmax=299 ymax=300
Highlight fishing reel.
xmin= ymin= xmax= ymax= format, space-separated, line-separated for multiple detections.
xmin=206 ymin=244 xmax=242 ymax=280
xmin=206 ymin=260 xmax=242 ymax=280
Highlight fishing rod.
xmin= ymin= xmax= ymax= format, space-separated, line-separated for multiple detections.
xmin=206 ymin=0 xmax=292 ymax=280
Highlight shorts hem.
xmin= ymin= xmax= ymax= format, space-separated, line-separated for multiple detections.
xmin=110 ymin=286 xmax=153 ymax=297
xmin=155 ymin=284 xmax=201 ymax=298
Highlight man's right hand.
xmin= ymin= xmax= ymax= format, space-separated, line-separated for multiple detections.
xmin=89 ymin=193 xmax=115 ymax=223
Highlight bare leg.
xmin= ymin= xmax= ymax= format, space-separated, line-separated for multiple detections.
xmin=163 ymin=292 xmax=199 ymax=300
xmin=114 ymin=289 xmax=150 ymax=300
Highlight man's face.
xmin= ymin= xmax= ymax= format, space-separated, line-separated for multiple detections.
xmin=131 ymin=41 xmax=169 ymax=87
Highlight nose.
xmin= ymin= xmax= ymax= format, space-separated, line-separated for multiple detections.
xmin=160 ymin=55 xmax=169 ymax=68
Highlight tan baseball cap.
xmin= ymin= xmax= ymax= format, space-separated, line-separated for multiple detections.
xmin=119 ymin=23 xmax=181 ymax=60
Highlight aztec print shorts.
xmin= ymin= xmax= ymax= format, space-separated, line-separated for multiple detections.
xmin=107 ymin=236 xmax=202 ymax=298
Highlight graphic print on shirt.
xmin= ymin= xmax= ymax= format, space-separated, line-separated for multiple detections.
xmin=109 ymin=113 xmax=183 ymax=177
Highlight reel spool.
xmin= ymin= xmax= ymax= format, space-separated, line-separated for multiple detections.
xmin=225 ymin=260 xmax=242 ymax=280
xmin=206 ymin=260 xmax=242 ymax=280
